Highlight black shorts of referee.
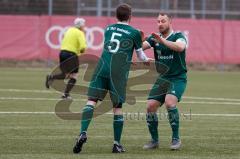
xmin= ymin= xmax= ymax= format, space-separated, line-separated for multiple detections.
xmin=59 ymin=50 xmax=79 ymax=74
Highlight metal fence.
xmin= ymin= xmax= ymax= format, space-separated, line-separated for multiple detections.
xmin=0 ymin=0 xmax=239 ymax=20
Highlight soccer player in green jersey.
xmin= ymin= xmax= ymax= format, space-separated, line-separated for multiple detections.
xmin=142 ymin=13 xmax=188 ymax=150
xmin=73 ymin=4 xmax=151 ymax=154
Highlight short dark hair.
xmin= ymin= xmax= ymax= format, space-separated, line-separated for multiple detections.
xmin=116 ymin=3 xmax=132 ymax=22
xmin=159 ymin=12 xmax=173 ymax=19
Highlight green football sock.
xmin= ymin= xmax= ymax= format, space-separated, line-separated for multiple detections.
xmin=80 ymin=105 xmax=94 ymax=133
xmin=113 ymin=115 xmax=124 ymax=144
xmin=167 ymin=107 xmax=180 ymax=139
xmin=146 ymin=112 xmax=159 ymax=142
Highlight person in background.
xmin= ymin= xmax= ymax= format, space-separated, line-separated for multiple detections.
xmin=45 ymin=17 xmax=87 ymax=99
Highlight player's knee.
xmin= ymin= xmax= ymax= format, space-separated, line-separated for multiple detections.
xmin=164 ymin=95 xmax=178 ymax=108
xmin=147 ymin=100 xmax=159 ymax=112
xmin=113 ymin=108 xmax=122 ymax=115
xmin=164 ymin=100 xmax=176 ymax=108
xmin=69 ymin=73 xmax=78 ymax=79
xmin=87 ymin=100 xmax=97 ymax=106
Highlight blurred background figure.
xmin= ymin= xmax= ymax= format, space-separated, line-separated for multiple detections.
xmin=45 ymin=17 xmax=87 ymax=99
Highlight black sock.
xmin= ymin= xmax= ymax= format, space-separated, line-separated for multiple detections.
xmin=51 ymin=73 xmax=65 ymax=80
xmin=64 ymin=78 xmax=76 ymax=95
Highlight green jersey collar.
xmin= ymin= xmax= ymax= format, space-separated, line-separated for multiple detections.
xmin=160 ymin=30 xmax=174 ymax=40
xmin=117 ymin=22 xmax=129 ymax=25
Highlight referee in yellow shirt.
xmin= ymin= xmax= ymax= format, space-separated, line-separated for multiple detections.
xmin=45 ymin=18 xmax=87 ymax=99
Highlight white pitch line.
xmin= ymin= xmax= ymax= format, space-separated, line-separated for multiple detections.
xmin=0 ymin=89 xmax=63 ymax=95
xmin=0 ymin=97 xmax=240 ymax=105
xmin=0 ymin=88 xmax=240 ymax=102
xmin=0 ymin=112 xmax=239 ymax=117
xmin=0 ymin=112 xmax=55 ymax=114
xmin=185 ymin=114 xmax=240 ymax=117
xmin=0 ymin=97 xmax=62 ymax=101
xmin=109 ymin=112 xmax=240 ymax=117
xmin=0 ymin=88 xmax=52 ymax=93
xmin=183 ymin=96 xmax=240 ymax=102
xmin=182 ymin=101 xmax=240 ymax=105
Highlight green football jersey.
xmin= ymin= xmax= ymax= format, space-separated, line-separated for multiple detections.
xmin=94 ymin=23 xmax=142 ymax=79
xmin=146 ymin=31 xmax=187 ymax=79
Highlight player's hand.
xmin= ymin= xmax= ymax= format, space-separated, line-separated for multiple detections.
xmin=143 ymin=58 xmax=155 ymax=66
xmin=151 ymin=32 xmax=164 ymax=44
xmin=131 ymin=61 xmax=137 ymax=66
xmin=82 ymin=27 xmax=87 ymax=34
xmin=140 ymin=30 xmax=147 ymax=42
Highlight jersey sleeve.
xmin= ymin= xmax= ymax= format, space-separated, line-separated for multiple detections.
xmin=146 ymin=35 xmax=155 ymax=48
xmin=133 ymin=30 xmax=143 ymax=50
xmin=78 ymin=31 xmax=87 ymax=52
xmin=175 ymin=32 xmax=187 ymax=45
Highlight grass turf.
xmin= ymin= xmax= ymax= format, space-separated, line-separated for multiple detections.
xmin=0 ymin=68 xmax=239 ymax=159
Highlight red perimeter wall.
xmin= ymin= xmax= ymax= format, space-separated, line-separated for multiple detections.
xmin=0 ymin=15 xmax=240 ymax=64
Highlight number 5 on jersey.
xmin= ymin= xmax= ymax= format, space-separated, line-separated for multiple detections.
xmin=108 ymin=32 xmax=122 ymax=53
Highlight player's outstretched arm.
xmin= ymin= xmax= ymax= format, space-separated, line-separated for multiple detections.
xmin=139 ymin=30 xmax=148 ymax=42
xmin=135 ymin=48 xmax=154 ymax=66
xmin=151 ymin=33 xmax=186 ymax=52
xmin=142 ymin=41 xmax=151 ymax=51
xmin=139 ymin=30 xmax=151 ymax=51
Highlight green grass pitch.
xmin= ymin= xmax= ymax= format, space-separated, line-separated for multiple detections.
xmin=0 ymin=67 xmax=239 ymax=159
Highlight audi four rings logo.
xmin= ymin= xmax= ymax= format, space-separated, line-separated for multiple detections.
xmin=45 ymin=25 xmax=104 ymax=50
